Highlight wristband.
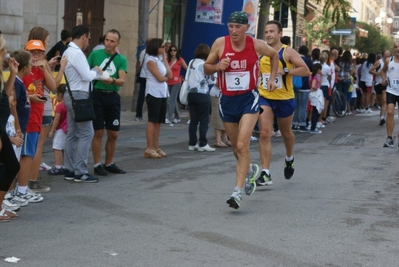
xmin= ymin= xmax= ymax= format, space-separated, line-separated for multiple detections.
xmin=111 ymin=78 xmax=116 ymax=84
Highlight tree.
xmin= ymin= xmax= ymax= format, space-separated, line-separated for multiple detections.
xmin=315 ymin=0 xmax=352 ymax=25
xmin=353 ymin=22 xmax=394 ymax=53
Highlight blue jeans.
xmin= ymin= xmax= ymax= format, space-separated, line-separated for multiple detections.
xmin=293 ymin=90 xmax=309 ymax=127
xmin=336 ymin=79 xmax=351 ymax=96
xmin=166 ymin=83 xmax=180 ymax=121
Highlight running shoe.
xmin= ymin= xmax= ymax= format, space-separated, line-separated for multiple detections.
xmin=39 ymin=162 xmax=52 ymax=171
xmin=383 ymin=138 xmax=394 ymax=148
xmin=284 ymin=156 xmax=295 ymax=180
xmin=256 ymin=171 xmax=273 ymax=186
xmin=244 ymin=164 xmax=259 ymax=195
xmin=226 ymin=190 xmax=242 ymax=210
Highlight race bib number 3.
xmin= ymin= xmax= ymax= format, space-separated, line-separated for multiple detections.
xmin=225 ymin=71 xmax=250 ymax=91
xmin=263 ymin=74 xmax=282 ymax=89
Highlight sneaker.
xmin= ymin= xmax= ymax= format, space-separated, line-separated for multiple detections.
xmin=291 ymin=125 xmax=299 ymax=131
xmin=379 ymin=118 xmax=386 ymax=126
xmin=9 ymin=195 xmax=29 ymax=207
xmin=274 ymin=130 xmax=282 ymax=137
xmin=298 ymin=126 xmax=309 ymax=132
xmin=28 ymin=180 xmax=50 ymax=193
xmin=39 ymin=162 xmax=52 ymax=171
xmin=198 ymin=144 xmax=216 ymax=152
xmin=104 ymin=163 xmax=126 ymax=174
xmin=165 ymin=119 xmax=171 ymax=124
xmin=188 ymin=144 xmax=199 ymax=151
xmin=325 ymin=118 xmax=332 ymax=124
xmin=172 ymin=118 xmax=181 ymax=123
xmin=94 ymin=164 xmax=109 ymax=176
xmin=256 ymin=171 xmax=273 ymax=186
xmin=250 ymin=136 xmax=258 ymax=142
xmin=309 ymin=128 xmax=322 ymax=134
xmin=355 ymin=108 xmax=361 ymax=113
xmin=284 ymin=156 xmax=295 ymax=180
xmin=2 ymin=199 xmax=20 ymax=211
xmin=47 ymin=167 xmax=65 ymax=175
xmin=74 ymin=173 xmax=99 ymax=183
xmin=15 ymin=190 xmax=43 ymax=203
xmin=226 ymin=190 xmax=242 ymax=209
xmin=383 ymin=138 xmax=394 ymax=148
xmin=64 ymin=169 xmax=75 ymax=181
xmin=306 ymin=125 xmax=311 ymax=131
xmin=316 ymin=122 xmax=325 ymax=128
xmin=244 ymin=164 xmax=259 ymax=196
xmin=364 ymin=109 xmax=372 ymax=114
xmin=135 ymin=117 xmax=144 ymax=122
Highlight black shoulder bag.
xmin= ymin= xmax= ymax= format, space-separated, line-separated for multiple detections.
xmin=65 ymin=53 xmax=118 ymax=122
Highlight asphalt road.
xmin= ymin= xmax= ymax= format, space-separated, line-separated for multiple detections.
xmin=1 ymin=100 xmax=399 ymax=267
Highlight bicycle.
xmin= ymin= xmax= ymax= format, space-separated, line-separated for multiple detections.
xmin=331 ymin=85 xmax=347 ymax=118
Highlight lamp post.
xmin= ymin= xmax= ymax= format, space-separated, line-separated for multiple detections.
xmin=375 ymin=11 xmax=393 ymax=34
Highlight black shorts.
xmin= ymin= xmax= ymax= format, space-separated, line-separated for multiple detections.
xmin=386 ymin=91 xmax=399 ymax=106
xmin=146 ymin=94 xmax=167 ymax=123
xmin=374 ymin=83 xmax=386 ymax=95
xmin=92 ymin=90 xmax=121 ymax=131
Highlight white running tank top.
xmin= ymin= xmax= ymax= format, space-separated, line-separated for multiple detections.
xmin=387 ymin=56 xmax=399 ymax=96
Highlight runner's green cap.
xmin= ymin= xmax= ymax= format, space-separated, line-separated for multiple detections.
xmin=228 ymin=11 xmax=248 ymax=25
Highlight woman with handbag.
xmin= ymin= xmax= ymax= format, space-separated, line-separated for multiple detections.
xmin=143 ymin=38 xmax=172 ymax=158
xmin=187 ymin=44 xmax=216 ymax=152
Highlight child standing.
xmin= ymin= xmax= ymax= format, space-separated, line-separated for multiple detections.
xmin=15 ymin=40 xmax=56 ymax=203
xmin=47 ymin=85 xmax=67 ymax=175
xmin=308 ymin=63 xmax=324 ymax=134
xmin=3 ymin=50 xmax=32 ymax=209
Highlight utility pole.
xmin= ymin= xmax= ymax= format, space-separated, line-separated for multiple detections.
xmin=132 ymin=0 xmax=150 ymax=111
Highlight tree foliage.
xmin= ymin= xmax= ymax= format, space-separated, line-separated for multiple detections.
xmin=315 ymin=0 xmax=352 ymax=24
xmin=353 ymin=22 xmax=394 ymax=53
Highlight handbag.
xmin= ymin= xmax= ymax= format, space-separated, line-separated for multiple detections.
xmin=64 ymin=75 xmax=96 ymax=122
xmin=179 ymin=59 xmax=195 ymax=105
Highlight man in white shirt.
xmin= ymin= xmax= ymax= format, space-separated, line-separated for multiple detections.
xmin=63 ymin=25 xmax=103 ymax=183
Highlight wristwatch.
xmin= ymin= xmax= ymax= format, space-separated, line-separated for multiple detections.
xmin=284 ymin=68 xmax=290 ymax=75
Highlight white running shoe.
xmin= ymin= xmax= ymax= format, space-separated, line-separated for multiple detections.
xmin=39 ymin=162 xmax=52 ymax=171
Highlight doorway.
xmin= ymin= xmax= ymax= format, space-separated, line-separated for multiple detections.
xmin=63 ymin=0 xmax=105 ymax=54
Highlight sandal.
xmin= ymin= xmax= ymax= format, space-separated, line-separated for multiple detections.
xmin=144 ymin=149 xmax=161 ymax=159
xmin=224 ymin=140 xmax=232 ymax=147
xmin=0 ymin=210 xmax=11 ymax=223
xmin=2 ymin=209 xmax=18 ymax=219
xmin=155 ymin=148 xmax=167 ymax=157
xmin=214 ymin=142 xmax=228 ymax=148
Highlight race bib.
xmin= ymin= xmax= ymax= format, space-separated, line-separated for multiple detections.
xmin=225 ymin=71 xmax=250 ymax=91
xmin=391 ymin=77 xmax=399 ymax=89
xmin=262 ymin=74 xmax=282 ymax=89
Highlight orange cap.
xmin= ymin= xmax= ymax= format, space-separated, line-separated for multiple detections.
xmin=25 ymin=40 xmax=46 ymax=51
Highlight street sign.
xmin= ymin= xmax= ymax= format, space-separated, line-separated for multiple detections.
xmin=330 ymin=29 xmax=352 ymax=36
xmin=344 ymin=34 xmax=356 ymax=46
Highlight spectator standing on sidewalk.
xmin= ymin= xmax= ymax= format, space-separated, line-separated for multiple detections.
xmin=135 ymin=38 xmax=151 ymax=121
xmin=88 ymin=29 xmax=128 ymax=176
xmin=165 ymin=45 xmax=187 ymax=125
xmin=63 ymin=25 xmax=103 ymax=183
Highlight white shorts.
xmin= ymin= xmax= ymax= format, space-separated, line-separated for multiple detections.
xmin=52 ymin=129 xmax=66 ymax=150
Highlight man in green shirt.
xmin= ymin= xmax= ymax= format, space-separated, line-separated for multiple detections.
xmin=87 ymin=29 xmax=128 ymax=176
